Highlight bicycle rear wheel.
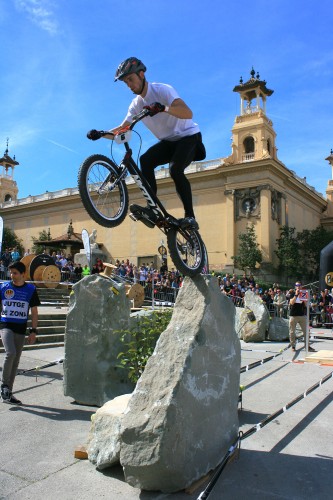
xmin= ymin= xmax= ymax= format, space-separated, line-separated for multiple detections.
xmin=167 ymin=227 xmax=206 ymax=277
xmin=78 ymin=154 xmax=128 ymax=228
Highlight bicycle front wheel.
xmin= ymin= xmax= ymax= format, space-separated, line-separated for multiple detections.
xmin=167 ymin=227 xmax=206 ymax=277
xmin=78 ymin=154 xmax=128 ymax=228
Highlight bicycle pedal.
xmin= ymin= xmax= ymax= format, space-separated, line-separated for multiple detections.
xmin=129 ymin=212 xmax=139 ymax=222
xmin=129 ymin=211 xmax=155 ymax=229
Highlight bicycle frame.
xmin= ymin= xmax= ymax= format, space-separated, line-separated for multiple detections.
xmin=122 ymin=145 xmax=170 ymax=220
xmin=101 ymin=109 xmax=180 ymax=228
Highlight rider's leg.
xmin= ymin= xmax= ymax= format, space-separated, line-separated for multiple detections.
xmin=140 ymin=141 xmax=172 ymax=195
xmin=168 ymin=134 xmax=198 ymax=218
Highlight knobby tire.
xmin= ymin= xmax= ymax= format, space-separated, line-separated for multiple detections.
xmin=167 ymin=227 xmax=206 ymax=277
xmin=78 ymin=154 xmax=128 ymax=228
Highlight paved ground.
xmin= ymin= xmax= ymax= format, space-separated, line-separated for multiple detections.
xmin=1 ymin=331 xmax=333 ymax=499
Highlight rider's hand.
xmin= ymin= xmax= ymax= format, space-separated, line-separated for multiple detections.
xmin=143 ymin=102 xmax=165 ymax=116
xmin=87 ymin=129 xmax=103 ymax=141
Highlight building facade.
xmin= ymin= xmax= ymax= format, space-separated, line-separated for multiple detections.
xmin=1 ymin=70 xmax=332 ymax=272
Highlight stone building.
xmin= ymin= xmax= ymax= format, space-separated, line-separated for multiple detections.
xmin=1 ymin=70 xmax=332 ymax=272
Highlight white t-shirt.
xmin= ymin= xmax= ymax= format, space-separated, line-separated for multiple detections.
xmin=124 ymin=82 xmax=200 ymax=141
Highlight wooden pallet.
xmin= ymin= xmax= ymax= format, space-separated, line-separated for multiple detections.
xmin=304 ymin=350 xmax=333 ymax=365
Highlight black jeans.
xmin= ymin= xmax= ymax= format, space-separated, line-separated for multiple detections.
xmin=140 ymin=132 xmax=202 ymax=219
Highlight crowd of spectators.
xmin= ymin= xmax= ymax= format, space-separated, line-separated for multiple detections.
xmin=112 ymin=259 xmax=184 ymax=293
xmin=2 ymin=247 xmax=333 ymax=323
xmin=217 ymin=272 xmax=333 ymax=324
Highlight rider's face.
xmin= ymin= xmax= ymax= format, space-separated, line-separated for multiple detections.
xmin=122 ymin=72 xmax=145 ymax=95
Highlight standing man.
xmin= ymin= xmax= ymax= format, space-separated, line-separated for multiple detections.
xmin=0 ymin=261 xmax=40 ymax=405
xmin=273 ymin=288 xmax=286 ymax=318
xmin=289 ymin=281 xmax=315 ymax=352
xmin=10 ymin=247 xmax=20 ymax=262
xmin=88 ymin=57 xmax=206 ymax=229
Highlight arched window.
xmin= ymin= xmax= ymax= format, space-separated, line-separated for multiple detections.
xmin=267 ymin=138 xmax=271 ymax=155
xmin=4 ymin=194 xmax=12 ymax=202
xmin=243 ymin=136 xmax=255 ymax=154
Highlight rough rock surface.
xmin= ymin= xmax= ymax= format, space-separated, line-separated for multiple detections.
xmin=238 ymin=290 xmax=270 ymax=342
xmin=268 ymin=318 xmax=305 ymax=342
xmin=87 ymin=394 xmax=132 ymax=469
xmin=235 ymin=306 xmax=244 ymax=339
xmin=120 ymin=275 xmax=241 ymax=493
xmin=63 ymin=274 xmax=134 ymax=406
xmin=268 ymin=317 xmax=290 ymax=341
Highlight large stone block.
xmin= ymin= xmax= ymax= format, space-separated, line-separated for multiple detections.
xmin=238 ymin=290 xmax=270 ymax=342
xmin=268 ymin=317 xmax=305 ymax=342
xmin=88 ymin=394 xmax=132 ymax=469
xmin=119 ymin=275 xmax=241 ymax=493
xmin=63 ymin=275 xmax=134 ymax=406
xmin=268 ymin=317 xmax=290 ymax=341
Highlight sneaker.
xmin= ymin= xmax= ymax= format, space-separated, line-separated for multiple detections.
xmin=1 ymin=386 xmax=22 ymax=405
xmin=178 ymin=217 xmax=199 ymax=230
xmin=291 ymin=345 xmax=296 ymax=351
xmin=1 ymin=385 xmax=10 ymax=401
xmin=6 ymin=394 xmax=22 ymax=405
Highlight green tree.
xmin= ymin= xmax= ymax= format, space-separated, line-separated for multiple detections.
xmin=116 ymin=310 xmax=173 ymax=383
xmin=297 ymin=226 xmax=333 ymax=281
xmin=2 ymin=227 xmax=24 ymax=256
xmin=232 ymin=223 xmax=262 ymax=273
xmin=31 ymin=229 xmax=51 ymax=255
xmin=275 ymin=226 xmax=300 ymax=279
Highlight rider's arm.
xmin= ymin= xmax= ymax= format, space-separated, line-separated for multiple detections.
xmin=166 ymin=98 xmax=193 ymax=119
xmin=103 ymin=120 xmax=131 ymax=140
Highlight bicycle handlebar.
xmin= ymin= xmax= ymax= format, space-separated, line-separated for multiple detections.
xmin=97 ymin=108 xmax=151 ymax=139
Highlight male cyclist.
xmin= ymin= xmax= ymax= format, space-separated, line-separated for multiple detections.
xmin=88 ymin=57 xmax=206 ymax=229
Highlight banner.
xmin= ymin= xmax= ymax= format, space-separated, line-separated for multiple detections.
xmin=81 ymin=229 xmax=91 ymax=269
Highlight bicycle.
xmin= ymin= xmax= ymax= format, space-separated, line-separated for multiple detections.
xmin=78 ymin=108 xmax=208 ymax=277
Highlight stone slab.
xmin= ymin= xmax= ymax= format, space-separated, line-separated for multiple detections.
xmin=87 ymin=394 xmax=132 ymax=469
xmin=120 ymin=275 xmax=241 ymax=493
xmin=63 ymin=274 xmax=134 ymax=406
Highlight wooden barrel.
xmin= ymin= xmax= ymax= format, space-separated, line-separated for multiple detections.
xmin=33 ymin=265 xmax=47 ymax=287
xmin=29 ymin=254 xmax=55 ymax=281
xmin=20 ymin=254 xmax=36 ymax=281
xmin=42 ymin=265 xmax=61 ymax=288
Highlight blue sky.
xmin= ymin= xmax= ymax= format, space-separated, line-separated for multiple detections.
xmin=1 ymin=0 xmax=332 ymax=199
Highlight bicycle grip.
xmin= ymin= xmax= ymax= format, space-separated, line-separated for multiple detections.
xmin=87 ymin=129 xmax=103 ymax=140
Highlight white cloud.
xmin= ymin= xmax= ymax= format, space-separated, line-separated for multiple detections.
xmin=46 ymin=139 xmax=79 ymax=155
xmin=14 ymin=0 xmax=59 ymax=35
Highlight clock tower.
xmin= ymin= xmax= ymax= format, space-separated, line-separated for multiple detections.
xmin=0 ymin=139 xmax=19 ymax=203
xmin=224 ymin=68 xmax=277 ymax=165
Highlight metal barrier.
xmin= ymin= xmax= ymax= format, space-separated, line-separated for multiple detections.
xmin=0 ymin=266 xmax=10 ymax=280
xmin=143 ymin=283 xmax=180 ymax=305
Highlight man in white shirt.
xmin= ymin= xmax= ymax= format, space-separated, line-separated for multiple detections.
xmin=88 ymin=57 xmax=205 ymax=230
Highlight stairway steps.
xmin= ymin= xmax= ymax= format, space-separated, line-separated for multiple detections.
xmin=23 ymin=342 xmax=64 ymax=350
xmin=30 ymin=326 xmax=65 ymax=334
xmin=0 ymin=340 xmax=64 ymax=353
xmin=28 ymin=321 xmax=66 ymax=331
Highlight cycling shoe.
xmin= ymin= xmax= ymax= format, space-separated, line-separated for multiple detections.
xmin=178 ymin=217 xmax=199 ymax=231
